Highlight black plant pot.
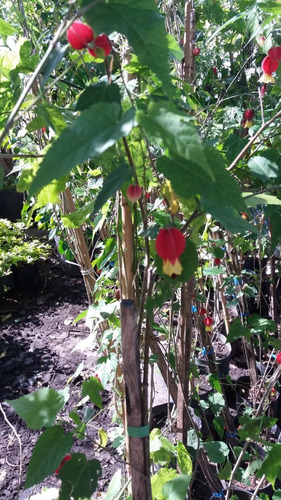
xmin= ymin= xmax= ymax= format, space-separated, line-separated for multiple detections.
xmin=196 ymin=334 xmax=232 ymax=378
xmin=211 ymin=488 xmax=260 ymax=499
xmin=0 ymin=190 xmax=23 ymax=221
xmin=13 ymin=262 xmax=39 ymax=291
xmin=0 ymin=272 xmax=14 ymax=295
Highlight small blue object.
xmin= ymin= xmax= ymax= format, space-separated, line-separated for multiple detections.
xmin=241 ymin=311 xmax=250 ymax=317
xmin=233 ymin=277 xmax=242 ymax=285
xmin=191 ymin=305 xmax=197 ymax=312
xmin=202 ymin=347 xmax=214 ymax=356
xmin=225 ymin=431 xmax=237 ymax=438
xmin=212 ymin=492 xmax=224 ymax=498
xmin=202 ymin=347 xmax=207 ymax=355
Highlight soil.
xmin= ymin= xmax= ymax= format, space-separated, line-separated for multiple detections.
xmin=0 ymin=256 xmax=123 ymax=500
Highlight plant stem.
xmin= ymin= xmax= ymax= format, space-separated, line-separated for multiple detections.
xmin=225 ymin=440 xmax=251 ymax=500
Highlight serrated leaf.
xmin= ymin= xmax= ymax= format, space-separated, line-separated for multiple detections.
xmin=0 ymin=18 xmax=18 ymax=37
xmin=218 ymin=460 xmax=232 ymax=480
xmin=58 ymin=453 xmax=102 ymax=500
xmin=205 ymin=441 xmax=229 ymax=464
xmin=151 ymin=468 xmax=179 ymax=500
xmin=228 ymin=318 xmax=251 ymax=342
xmin=81 ymin=0 xmax=171 ymax=91
xmin=82 ymin=377 xmax=103 ymax=408
xmin=6 ymin=388 xmax=66 ymax=429
xmin=93 ymin=163 xmax=133 ymax=214
xmin=248 ymin=156 xmax=280 ymax=182
xmin=76 ymin=83 xmax=121 ymax=111
xmin=176 ymin=441 xmax=193 ymax=476
xmin=24 ymin=426 xmax=73 ymax=488
xmin=29 ymin=104 xmax=135 ymax=195
xmin=162 ymin=474 xmax=190 ymax=500
xmin=61 ymin=201 xmax=95 ymax=228
xmin=259 ymin=443 xmax=281 ymax=486
xmin=244 ymin=193 xmax=281 ymax=206
xmin=137 ymin=102 xmax=213 ymax=179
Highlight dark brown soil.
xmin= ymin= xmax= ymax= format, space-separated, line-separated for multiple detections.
xmin=0 ymin=257 xmax=122 ymax=500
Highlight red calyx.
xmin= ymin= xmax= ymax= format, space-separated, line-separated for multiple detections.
xmin=262 ymin=55 xmax=279 ymax=75
xmin=204 ymin=317 xmax=213 ymax=327
xmin=268 ymin=46 xmax=281 ymax=62
xmin=126 ymin=184 xmax=142 ymax=204
xmin=199 ymin=307 xmax=206 ymax=316
xmin=214 ymin=258 xmax=221 ymax=266
xmin=276 ymin=352 xmax=281 ymax=365
xmin=193 ymin=47 xmax=200 ymax=56
xmin=67 ymin=21 xmax=94 ymax=50
xmin=55 ymin=455 xmax=72 ymax=475
xmin=156 ymin=227 xmax=186 ymax=264
xmin=244 ymin=109 xmax=254 ymax=121
xmin=89 ymin=34 xmax=112 ymax=58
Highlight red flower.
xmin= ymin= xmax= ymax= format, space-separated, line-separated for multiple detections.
xmin=199 ymin=307 xmax=206 ymax=316
xmin=260 ymin=83 xmax=267 ymax=97
xmin=126 ymin=184 xmax=142 ymax=204
xmin=259 ymin=56 xmax=279 ymax=83
xmin=67 ymin=21 xmax=94 ymax=50
xmin=204 ymin=317 xmax=213 ymax=327
xmin=156 ymin=227 xmax=186 ymax=277
xmin=258 ymin=36 xmax=266 ymax=47
xmin=55 ymin=455 xmax=71 ymax=475
xmin=89 ymin=34 xmax=112 ymax=59
xmin=243 ymin=109 xmax=254 ymax=129
xmin=95 ymin=374 xmax=102 ymax=384
xmin=276 ymin=353 xmax=281 ymax=365
xmin=212 ymin=66 xmax=217 ymax=75
xmin=193 ymin=47 xmax=200 ymax=56
xmin=214 ymin=258 xmax=221 ymax=266
xmin=268 ymin=46 xmax=281 ymax=62
xmin=241 ymin=212 xmax=248 ymax=220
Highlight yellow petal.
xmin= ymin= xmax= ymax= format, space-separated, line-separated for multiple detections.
xmin=259 ymin=74 xmax=275 ymax=84
xmin=205 ymin=326 xmax=213 ymax=332
xmin=243 ymin=120 xmax=252 ymax=128
xmin=163 ymin=258 xmax=183 ymax=277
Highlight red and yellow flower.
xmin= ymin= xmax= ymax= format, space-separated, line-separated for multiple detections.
xmin=259 ymin=56 xmax=279 ymax=83
xmin=156 ymin=227 xmax=186 ymax=277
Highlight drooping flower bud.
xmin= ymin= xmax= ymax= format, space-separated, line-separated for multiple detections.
xmin=67 ymin=21 xmax=94 ymax=50
xmin=259 ymin=56 xmax=279 ymax=83
xmin=243 ymin=109 xmax=255 ymax=129
xmin=126 ymin=184 xmax=142 ymax=204
xmin=156 ymin=227 xmax=186 ymax=277
xmin=260 ymin=84 xmax=267 ymax=97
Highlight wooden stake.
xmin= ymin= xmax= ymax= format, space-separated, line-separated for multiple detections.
xmin=121 ymin=300 xmax=152 ymax=500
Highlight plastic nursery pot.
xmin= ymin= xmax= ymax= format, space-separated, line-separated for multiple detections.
xmin=196 ymin=334 xmax=232 ymax=378
xmin=13 ymin=261 xmax=40 ymax=291
xmin=235 ymin=375 xmax=279 ymax=417
xmin=0 ymin=272 xmax=14 ymax=295
xmin=0 ymin=190 xmax=24 ymax=222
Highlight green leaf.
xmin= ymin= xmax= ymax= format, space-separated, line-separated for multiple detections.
xmin=76 ymin=83 xmax=121 ymax=111
xmin=0 ymin=18 xmax=18 ymax=37
xmin=204 ymin=441 xmax=229 ymax=464
xmin=151 ymin=468 xmax=179 ymax=500
xmin=40 ymin=43 xmax=67 ymax=87
xmin=207 ymin=392 xmax=225 ymax=416
xmin=93 ymin=163 xmax=133 ymax=214
xmin=167 ymin=34 xmax=184 ymax=61
xmin=239 ymin=415 xmax=277 ymax=441
xmin=104 ymin=469 xmax=123 ymax=500
xmin=259 ymin=443 xmax=281 ymax=486
xmin=24 ymin=426 xmax=73 ymax=488
xmin=137 ymin=102 xmax=213 ymax=179
xmin=58 ymin=453 xmax=102 ymax=500
xmin=248 ymin=156 xmax=280 ymax=182
xmin=218 ymin=460 xmax=232 ymax=480
xmin=81 ymin=0 xmax=171 ymax=92
xmin=176 ymin=441 xmax=193 ymax=476
xmin=228 ymin=318 xmax=251 ymax=342
xmin=6 ymin=388 xmax=67 ymax=429
xmin=162 ymin=474 xmax=191 ymax=500
xmin=180 ymin=239 xmax=198 ymax=282
xmin=37 ymin=177 xmax=67 ymax=206
xmin=62 ymin=201 xmax=95 ymax=228
xmin=248 ymin=315 xmax=276 ymax=334
xmin=29 ymin=104 xmax=135 ymax=195
xmin=82 ymin=377 xmax=104 ymax=409
xmin=244 ymin=193 xmax=281 ymax=207
xmin=203 ymin=267 xmax=225 ymax=276
xmin=213 ymin=416 xmax=226 ymax=439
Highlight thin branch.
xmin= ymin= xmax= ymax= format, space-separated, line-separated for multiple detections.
xmin=0 ymin=404 xmax=23 ymax=500
xmin=227 ymin=108 xmax=281 ymax=171
xmin=0 ymin=153 xmax=44 ymax=159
